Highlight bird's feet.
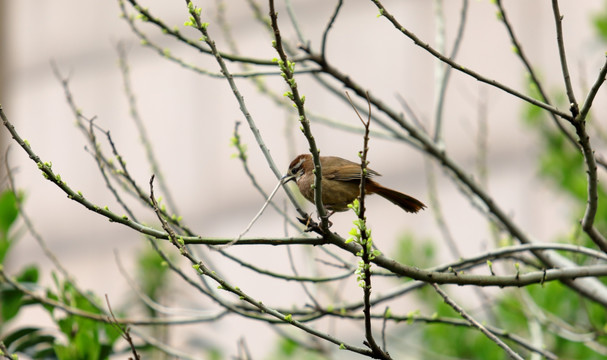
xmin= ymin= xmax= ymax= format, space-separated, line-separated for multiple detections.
xmin=297 ymin=214 xmax=332 ymax=233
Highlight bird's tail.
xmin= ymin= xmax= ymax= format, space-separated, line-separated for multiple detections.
xmin=367 ymin=182 xmax=426 ymax=213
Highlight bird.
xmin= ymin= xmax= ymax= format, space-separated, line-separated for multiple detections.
xmin=283 ymin=154 xmax=425 ymax=213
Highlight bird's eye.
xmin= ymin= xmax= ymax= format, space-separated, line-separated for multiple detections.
xmin=287 ymin=156 xmax=306 ymax=177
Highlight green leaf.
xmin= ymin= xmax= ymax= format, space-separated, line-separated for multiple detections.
xmin=0 ymin=239 xmax=10 ymax=266
xmin=1 ymin=327 xmax=56 ymax=359
xmin=13 ymin=334 xmax=56 ymax=353
xmin=43 ymin=287 xmax=59 ymax=315
xmin=279 ymin=338 xmax=298 ymax=356
xmin=206 ymin=348 xmax=223 ymax=360
xmin=0 ymin=190 xmax=19 ymax=234
xmin=54 ymin=343 xmax=75 ymax=360
xmin=17 ymin=265 xmax=39 ymax=284
xmin=0 ymin=265 xmax=40 ymax=322
xmin=593 ymin=3 xmax=607 ymax=42
xmin=2 ymin=287 xmax=23 ymax=323
xmin=2 ymin=327 xmax=42 ymax=348
xmin=0 ymin=190 xmax=21 ymax=264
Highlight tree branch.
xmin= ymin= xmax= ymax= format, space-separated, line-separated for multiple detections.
xmin=370 ymin=0 xmax=573 ymax=121
xmin=432 ymin=284 xmax=524 ymax=360
xmin=551 ymin=0 xmax=578 ymax=116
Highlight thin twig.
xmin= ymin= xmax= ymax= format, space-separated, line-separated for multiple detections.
xmin=432 ymin=284 xmax=524 ymax=360
xmin=296 ymin=10 xmax=607 ymax=304
xmin=494 ymin=0 xmax=578 ymax=147
xmin=116 ymin=42 xmax=179 ymax=215
xmin=230 ymin=121 xmax=303 ymax=228
xmin=121 ymin=0 xmax=285 ymax=66
xmin=320 ymin=0 xmax=344 ymax=61
xmin=0 ymin=342 xmax=14 ymax=360
xmin=369 ymin=0 xmax=572 ymax=121
xmin=223 ymin=178 xmax=285 ymax=248
xmin=381 ymin=307 xmax=390 ymax=353
xmin=433 ymin=0 xmax=468 ymax=142
xmin=427 ymin=0 xmax=468 ymax=258
xmin=237 ymin=337 xmax=253 ymax=360
xmin=424 ymin=161 xmax=460 ymax=257
xmin=349 ymin=91 xmax=391 ymax=359
xmin=269 ymin=0 xmax=328 ymax=228
xmin=551 ymin=0 xmax=578 ymax=116
xmin=4 ymin=105 xmax=607 ymax=291
xmin=0 ymin=265 xmax=221 ymax=326
xmin=578 ymin=56 xmax=607 ymax=122
xmin=105 ymin=295 xmax=141 ymax=360
xmin=331 ymin=310 xmax=557 ymax=359
xmin=150 ymin=166 xmax=375 ymax=356
xmin=286 ymin=244 xmax=322 ymax=308
xmin=181 ymin=0 xmax=306 ymax=220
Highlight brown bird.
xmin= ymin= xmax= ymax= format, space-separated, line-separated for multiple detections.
xmin=284 ymin=154 xmax=425 ymax=213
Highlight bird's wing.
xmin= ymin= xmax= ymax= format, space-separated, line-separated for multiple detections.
xmin=325 ymin=163 xmax=381 ymax=181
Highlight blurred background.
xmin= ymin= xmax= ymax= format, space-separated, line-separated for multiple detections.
xmin=1 ymin=0 xmax=607 ymax=358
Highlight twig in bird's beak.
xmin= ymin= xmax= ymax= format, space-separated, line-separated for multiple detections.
xmin=219 ymin=177 xmax=286 ymax=249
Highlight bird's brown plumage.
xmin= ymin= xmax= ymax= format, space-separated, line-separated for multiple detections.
xmin=286 ymin=154 xmax=425 ymax=213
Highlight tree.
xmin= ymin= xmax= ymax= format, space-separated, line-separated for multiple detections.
xmin=2 ymin=0 xmax=607 ymax=359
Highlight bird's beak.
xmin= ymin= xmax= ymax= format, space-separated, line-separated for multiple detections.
xmin=281 ymin=173 xmax=296 ymax=184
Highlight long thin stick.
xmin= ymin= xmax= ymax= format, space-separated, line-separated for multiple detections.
xmin=432 ymin=284 xmax=524 ymax=360
xmin=220 ymin=179 xmax=285 ymax=249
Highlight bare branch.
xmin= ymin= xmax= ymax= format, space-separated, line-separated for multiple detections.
xmin=494 ymin=0 xmax=578 ymax=150
xmin=578 ymin=55 xmax=607 ymax=122
xmin=269 ymin=0 xmax=328 ymax=227
xmin=432 ymin=284 xmax=524 ymax=360
xmin=320 ymin=0 xmax=344 ymax=61
xmin=551 ymin=0 xmax=579 ymax=116
xmin=370 ymin=0 xmax=573 ymax=120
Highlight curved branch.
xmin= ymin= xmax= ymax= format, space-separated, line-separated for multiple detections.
xmin=575 ymin=56 xmax=607 ymax=252
xmin=494 ymin=0 xmax=578 ymax=149
xmin=369 ymin=0 xmax=572 ymax=121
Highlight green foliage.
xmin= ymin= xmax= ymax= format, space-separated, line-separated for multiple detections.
xmin=528 ymin=281 xmax=607 ymax=356
xmin=393 ymin=233 xmax=435 ymax=269
xmin=0 ymin=190 xmax=21 ymax=264
xmin=403 ymin=67 xmax=607 ymax=358
xmin=205 ymin=347 xmax=223 ymax=360
xmin=0 ymin=190 xmax=19 ymax=237
xmin=495 ymin=282 xmax=607 ymax=360
xmin=1 ymin=265 xmax=38 ymax=323
xmin=266 ymin=337 xmax=329 ymax=360
xmin=0 ymin=189 xmax=27 ymax=326
xmin=392 ymin=234 xmax=523 ymax=358
xmin=0 ymin=188 xmax=121 ymax=358
xmin=347 ymin=199 xmax=382 ymax=288
xmin=592 ymin=1 xmax=607 ymax=42
xmin=136 ymin=243 xmax=172 ymax=313
xmin=522 ymin=74 xmax=607 ymax=239
xmin=230 ymin=122 xmax=248 ymax=161
xmin=1 ymin=327 xmax=56 ymax=359
xmin=422 ymin=319 xmax=509 ymax=360
xmin=46 ymin=276 xmax=121 ymax=360
xmin=392 ymin=235 xmax=607 ymax=358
